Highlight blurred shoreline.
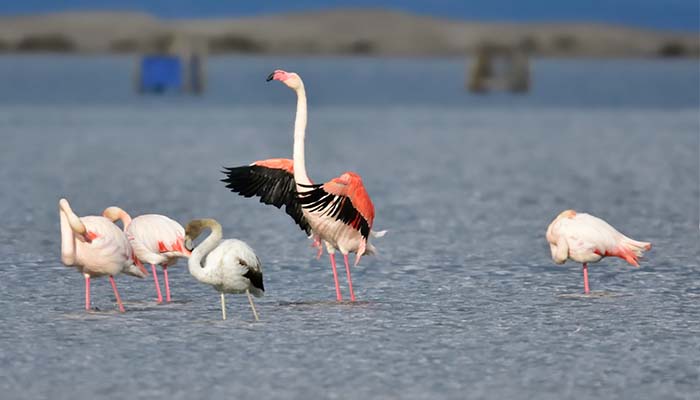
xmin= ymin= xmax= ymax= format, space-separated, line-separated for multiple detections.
xmin=0 ymin=9 xmax=698 ymax=58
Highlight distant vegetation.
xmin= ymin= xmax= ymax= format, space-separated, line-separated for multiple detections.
xmin=16 ymin=34 xmax=75 ymax=52
xmin=341 ymin=39 xmax=376 ymax=55
xmin=208 ymin=35 xmax=265 ymax=53
xmin=0 ymin=10 xmax=697 ymax=57
xmin=657 ymin=41 xmax=687 ymax=57
xmin=551 ymin=35 xmax=578 ymax=52
xmin=109 ymin=38 xmax=140 ymax=53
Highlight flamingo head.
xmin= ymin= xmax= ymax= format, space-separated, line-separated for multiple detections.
xmin=267 ymin=69 xmax=303 ymax=90
xmin=184 ymin=218 xmax=220 ymax=251
xmin=546 ymin=209 xmax=576 ymax=244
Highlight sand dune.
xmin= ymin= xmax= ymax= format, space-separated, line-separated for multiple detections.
xmin=0 ymin=9 xmax=697 ymax=57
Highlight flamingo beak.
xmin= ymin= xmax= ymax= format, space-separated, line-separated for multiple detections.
xmin=266 ymin=72 xmax=275 ymax=82
xmin=184 ymin=237 xmax=194 ymax=252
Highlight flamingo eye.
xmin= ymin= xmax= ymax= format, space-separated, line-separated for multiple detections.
xmin=239 ymin=259 xmax=248 ymax=267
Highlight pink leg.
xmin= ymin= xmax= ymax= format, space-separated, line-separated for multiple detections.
xmin=163 ymin=266 xmax=171 ymax=303
xmin=109 ymin=276 xmax=125 ymax=313
xmin=343 ymin=254 xmax=356 ymax=302
xmin=84 ymin=274 xmax=91 ymax=311
xmin=151 ymin=264 xmax=163 ymax=303
xmin=582 ymin=263 xmax=590 ymax=294
xmin=329 ymin=253 xmax=343 ymax=301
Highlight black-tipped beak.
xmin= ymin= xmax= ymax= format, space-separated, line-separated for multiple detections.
xmin=266 ymin=72 xmax=275 ymax=82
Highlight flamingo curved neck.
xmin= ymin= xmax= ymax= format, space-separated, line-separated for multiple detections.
xmin=188 ymin=223 xmax=223 ymax=285
xmin=293 ymin=85 xmax=312 ymax=186
xmin=117 ymin=210 xmax=132 ymax=230
xmin=59 ymin=209 xmax=76 ymax=265
xmin=59 ymin=199 xmax=86 ymax=234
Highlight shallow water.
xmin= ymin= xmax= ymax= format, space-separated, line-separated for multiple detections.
xmin=0 ymin=56 xmax=698 ymax=400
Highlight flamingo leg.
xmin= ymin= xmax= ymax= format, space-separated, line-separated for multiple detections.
xmin=109 ymin=276 xmax=125 ymax=313
xmin=343 ymin=254 xmax=356 ymax=302
xmin=151 ymin=264 xmax=163 ymax=303
xmin=246 ymin=289 xmax=260 ymax=321
xmin=84 ymin=273 xmax=91 ymax=311
xmin=329 ymin=253 xmax=343 ymax=301
xmin=582 ymin=263 xmax=590 ymax=294
xmin=220 ymin=292 xmax=227 ymax=320
xmin=163 ymin=265 xmax=171 ymax=303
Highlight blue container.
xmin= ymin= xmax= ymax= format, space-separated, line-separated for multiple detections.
xmin=139 ymin=56 xmax=182 ymax=93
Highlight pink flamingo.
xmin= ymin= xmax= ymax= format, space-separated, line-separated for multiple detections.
xmin=546 ymin=209 xmax=652 ymax=294
xmin=103 ymin=206 xmax=190 ymax=303
xmin=59 ymin=198 xmax=147 ymax=312
xmin=222 ymin=69 xmax=384 ymax=302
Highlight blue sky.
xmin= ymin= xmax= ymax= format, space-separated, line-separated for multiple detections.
xmin=1 ymin=0 xmax=698 ymax=31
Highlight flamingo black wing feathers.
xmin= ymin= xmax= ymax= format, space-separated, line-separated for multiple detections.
xmin=222 ymin=164 xmax=311 ymax=235
xmin=297 ymin=182 xmax=372 ymax=240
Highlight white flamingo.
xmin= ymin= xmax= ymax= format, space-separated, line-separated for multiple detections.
xmin=184 ymin=219 xmax=264 ymax=321
xmin=546 ymin=209 xmax=652 ymax=294
xmin=59 ymin=198 xmax=147 ymax=312
xmin=222 ymin=69 xmax=384 ymax=302
xmin=103 ymin=206 xmax=190 ymax=303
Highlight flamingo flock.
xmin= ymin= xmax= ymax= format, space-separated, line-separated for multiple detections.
xmin=58 ymin=68 xmax=652 ymax=320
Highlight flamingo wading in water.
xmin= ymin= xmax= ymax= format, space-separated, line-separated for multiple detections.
xmin=546 ymin=210 xmax=651 ymax=294
xmin=59 ymin=198 xmax=147 ymax=312
xmin=103 ymin=206 xmax=190 ymax=303
xmin=184 ymin=219 xmax=264 ymax=321
xmin=222 ymin=69 xmax=382 ymax=302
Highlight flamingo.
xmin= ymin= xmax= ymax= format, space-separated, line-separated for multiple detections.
xmin=546 ymin=209 xmax=652 ymax=294
xmin=58 ymin=198 xmax=147 ymax=312
xmin=222 ymin=69 xmax=382 ymax=302
xmin=183 ymin=219 xmax=264 ymax=321
xmin=102 ymin=206 xmax=190 ymax=303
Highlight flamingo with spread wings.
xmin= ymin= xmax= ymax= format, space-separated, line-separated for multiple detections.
xmin=546 ymin=210 xmax=652 ymax=294
xmin=222 ymin=69 xmax=383 ymax=302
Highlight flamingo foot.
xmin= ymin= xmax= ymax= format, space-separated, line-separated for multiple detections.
xmin=151 ymin=264 xmax=163 ymax=303
xmin=343 ymin=254 xmax=356 ymax=302
xmin=109 ymin=275 xmax=125 ymax=313
xmin=163 ymin=265 xmax=171 ymax=303
xmin=329 ymin=253 xmax=343 ymax=302
xmin=582 ymin=263 xmax=590 ymax=294
xmin=84 ymin=274 xmax=91 ymax=311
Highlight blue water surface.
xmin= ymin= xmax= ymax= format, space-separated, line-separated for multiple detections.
xmin=0 ymin=55 xmax=698 ymax=400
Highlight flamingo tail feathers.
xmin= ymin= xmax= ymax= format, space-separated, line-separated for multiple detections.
xmin=371 ymin=229 xmax=387 ymax=238
xmin=617 ymin=238 xmax=652 ymax=267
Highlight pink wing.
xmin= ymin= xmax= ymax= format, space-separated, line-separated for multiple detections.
xmin=298 ymin=171 xmax=375 ymax=239
xmin=127 ymin=215 xmax=189 ymax=263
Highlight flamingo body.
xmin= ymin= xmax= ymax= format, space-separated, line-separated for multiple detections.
xmin=185 ymin=219 xmax=263 ymax=320
xmin=194 ymin=239 xmax=264 ymax=296
xmin=127 ymin=214 xmax=189 ymax=266
xmin=103 ymin=207 xmax=189 ymax=303
xmin=61 ymin=215 xmax=134 ymax=277
xmin=546 ymin=209 xmax=651 ymax=293
xmin=298 ymin=171 xmax=376 ymax=260
xmin=59 ymin=198 xmax=140 ymax=312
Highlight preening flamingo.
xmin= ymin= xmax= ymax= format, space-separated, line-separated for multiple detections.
xmin=103 ymin=207 xmax=190 ymax=303
xmin=184 ymin=219 xmax=264 ymax=321
xmin=59 ymin=198 xmax=147 ymax=312
xmin=546 ymin=210 xmax=652 ymax=294
xmin=222 ymin=69 xmax=383 ymax=302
